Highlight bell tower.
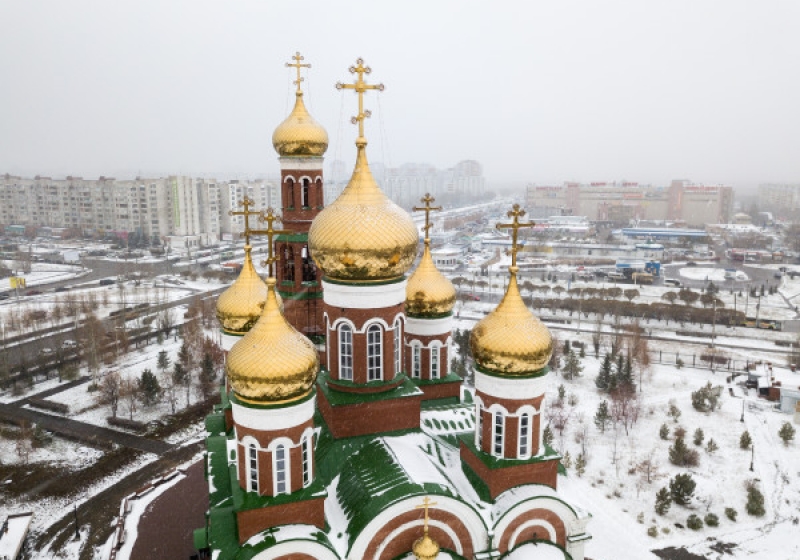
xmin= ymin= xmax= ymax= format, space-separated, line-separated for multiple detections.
xmin=271 ymin=52 xmax=329 ymax=343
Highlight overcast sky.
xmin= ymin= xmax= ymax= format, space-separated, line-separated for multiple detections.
xmin=1 ymin=1 xmax=798 ymax=190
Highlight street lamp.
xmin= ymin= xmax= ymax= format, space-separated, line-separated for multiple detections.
xmin=740 ymin=398 xmax=745 ymax=422
xmin=749 ymin=443 xmax=754 ymax=472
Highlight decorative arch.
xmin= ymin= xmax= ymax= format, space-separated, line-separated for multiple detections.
xmin=492 ymin=495 xmax=580 ymax=553
xmin=249 ymin=539 xmax=339 ymax=560
xmin=366 ymin=323 xmax=383 ymax=381
xmin=348 ymin=495 xmax=488 ymax=560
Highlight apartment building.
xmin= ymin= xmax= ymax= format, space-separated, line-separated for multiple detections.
xmin=759 ymin=183 xmax=800 ymax=215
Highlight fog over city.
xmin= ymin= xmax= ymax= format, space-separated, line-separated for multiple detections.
xmin=0 ymin=1 xmax=798 ymax=189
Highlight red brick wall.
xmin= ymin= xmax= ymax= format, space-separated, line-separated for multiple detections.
xmin=317 ymin=387 xmax=422 ymax=438
xmin=281 ymin=171 xmax=323 ymax=230
xmin=405 ymin=332 xmax=451 ymax=381
xmin=418 ymin=380 xmax=461 ymax=401
xmin=475 ymin=393 xmax=545 ymax=458
xmin=236 ymin=496 xmax=325 ymax=544
xmin=460 ymin=440 xmax=558 ymax=499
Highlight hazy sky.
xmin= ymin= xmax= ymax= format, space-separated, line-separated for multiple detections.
xmin=1 ymin=1 xmax=798 ymax=189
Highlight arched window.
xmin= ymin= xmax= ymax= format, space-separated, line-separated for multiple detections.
xmin=339 ymin=325 xmax=353 ymax=381
xmin=430 ymin=344 xmax=440 ymax=380
xmin=367 ymin=324 xmax=383 ymax=381
xmin=283 ymin=245 xmax=295 ymax=282
xmin=302 ymin=245 xmax=316 ymax=282
xmin=393 ymin=320 xmax=402 ymax=376
xmin=302 ymin=178 xmax=310 ymax=207
xmin=286 ymin=178 xmax=295 ymax=209
xmin=412 ymin=344 xmax=421 ymax=379
xmin=493 ymin=411 xmax=504 ymax=457
xmin=301 ymin=435 xmax=312 ymax=487
xmin=518 ymin=413 xmax=531 ymax=458
xmin=248 ymin=443 xmax=258 ymax=492
xmin=274 ymin=444 xmax=288 ymax=495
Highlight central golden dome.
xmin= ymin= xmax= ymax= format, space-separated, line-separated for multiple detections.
xmin=309 ymin=143 xmax=419 ymax=282
xmin=406 ymin=243 xmax=456 ymax=317
xmin=470 ymin=267 xmax=552 ymax=375
xmin=226 ymin=278 xmax=319 ymax=404
xmin=272 ymin=92 xmax=329 ymax=157
xmin=216 ymin=246 xmax=267 ymax=335
xmin=412 ymin=533 xmax=440 ymax=560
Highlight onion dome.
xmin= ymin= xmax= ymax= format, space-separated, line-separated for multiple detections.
xmin=226 ymin=277 xmax=319 ymax=404
xmin=216 ymin=246 xmax=267 ymax=335
xmin=470 ymin=267 xmax=552 ymax=375
xmin=406 ymin=242 xmax=456 ymax=317
xmin=309 ymin=143 xmax=419 ymax=282
xmin=272 ymin=92 xmax=329 ymax=157
xmin=412 ymin=531 xmax=440 ymax=560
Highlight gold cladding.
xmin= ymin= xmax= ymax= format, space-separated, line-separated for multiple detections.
xmin=226 ymin=277 xmax=318 ymax=404
xmin=406 ymin=243 xmax=456 ymax=316
xmin=216 ymin=246 xmax=267 ymax=334
xmin=412 ymin=534 xmax=440 ymax=560
xmin=308 ymin=144 xmax=419 ymax=281
xmin=470 ymin=270 xmax=553 ymax=374
xmin=272 ymin=92 xmax=329 ymax=157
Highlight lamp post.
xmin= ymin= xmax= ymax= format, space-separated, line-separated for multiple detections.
xmin=749 ymin=443 xmax=754 ymax=472
xmin=740 ymin=398 xmax=745 ymax=423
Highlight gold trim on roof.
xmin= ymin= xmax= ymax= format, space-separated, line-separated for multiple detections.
xmin=216 ymin=246 xmax=267 ymax=335
xmin=272 ymin=52 xmax=328 ymax=157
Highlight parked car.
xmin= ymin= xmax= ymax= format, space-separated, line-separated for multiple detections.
xmin=61 ymin=339 xmax=79 ymax=350
xmin=99 ymin=278 xmax=115 ymax=286
xmin=0 ymin=292 xmax=10 ymax=300
xmin=40 ymin=347 xmax=54 ymax=356
xmin=664 ymin=278 xmax=682 ymax=287
xmin=26 ymin=290 xmax=43 ymax=296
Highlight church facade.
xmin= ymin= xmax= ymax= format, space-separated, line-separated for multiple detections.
xmin=195 ymin=55 xmax=590 ymax=560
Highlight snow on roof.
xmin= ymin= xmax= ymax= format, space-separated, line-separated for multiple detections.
xmin=0 ymin=512 xmax=33 ymax=560
xmin=503 ymin=541 xmax=569 ymax=559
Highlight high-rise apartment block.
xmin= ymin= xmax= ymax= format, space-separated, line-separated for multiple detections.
xmin=0 ymin=174 xmax=279 ymax=247
xmin=758 ymin=183 xmax=800 ymax=215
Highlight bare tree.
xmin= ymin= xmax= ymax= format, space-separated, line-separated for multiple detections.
xmin=16 ymin=421 xmax=33 ymax=464
xmin=97 ymin=370 xmax=122 ymax=417
xmin=120 ymin=377 xmax=139 ymax=420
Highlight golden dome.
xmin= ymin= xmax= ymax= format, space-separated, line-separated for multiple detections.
xmin=406 ymin=242 xmax=456 ymax=317
xmin=470 ymin=267 xmax=552 ymax=375
xmin=272 ymin=92 xmax=329 ymax=157
xmin=226 ymin=278 xmax=319 ymax=404
xmin=216 ymin=246 xmax=267 ymax=335
xmin=308 ymin=143 xmax=419 ymax=282
xmin=412 ymin=533 xmax=440 ymax=560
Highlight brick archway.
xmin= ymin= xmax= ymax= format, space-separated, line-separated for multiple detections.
xmin=497 ymin=508 xmax=566 ymax=553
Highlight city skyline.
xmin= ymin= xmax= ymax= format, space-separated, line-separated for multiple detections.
xmin=1 ymin=1 xmax=798 ymax=190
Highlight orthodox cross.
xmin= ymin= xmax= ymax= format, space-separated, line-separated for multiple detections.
xmin=413 ymin=193 xmax=442 ymax=241
xmin=250 ymin=208 xmax=291 ymax=278
xmin=287 ymin=51 xmax=310 ymax=94
xmin=496 ymin=204 xmax=534 ymax=268
xmin=415 ymin=496 xmax=437 ymax=534
xmin=336 ymin=58 xmax=385 ymax=139
xmin=229 ymin=196 xmax=260 ymax=246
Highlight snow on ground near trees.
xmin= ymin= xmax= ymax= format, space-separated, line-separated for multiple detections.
xmin=453 ymin=314 xmax=800 ymax=560
xmin=679 ymin=267 xmax=749 ymax=282
xmin=0 ymin=260 xmax=86 ymax=288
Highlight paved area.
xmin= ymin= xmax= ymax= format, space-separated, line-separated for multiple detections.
xmin=131 ymin=459 xmax=207 ymax=560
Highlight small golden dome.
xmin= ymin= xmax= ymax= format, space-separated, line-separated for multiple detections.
xmin=309 ymin=143 xmax=419 ymax=282
xmin=226 ymin=278 xmax=319 ymax=404
xmin=470 ymin=268 xmax=552 ymax=374
xmin=216 ymin=246 xmax=267 ymax=335
xmin=406 ymin=243 xmax=456 ymax=317
xmin=272 ymin=92 xmax=329 ymax=157
xmin=412 ymin=533 xmax=440 ymax=560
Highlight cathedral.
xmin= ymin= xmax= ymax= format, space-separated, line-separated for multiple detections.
xmin=195 ymin=54 xmax=591 ymax=560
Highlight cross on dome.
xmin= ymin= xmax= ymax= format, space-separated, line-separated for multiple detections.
xmin=415 ymin=495 xmax=437 ymax=532
xmin=250 ymin=207 xmax=290 ymax=278
xmin=336 ymin=58 xmax=385 ymax=141
xmin=496 ymin=204 xmax=535 ymax=269
xmin=413 ymin=193 xmax=442 ymax=243
xmin=229 ymin=196 xmax=261 ymax=246
xmin=286 ymin=51 xmax=311 ymax=95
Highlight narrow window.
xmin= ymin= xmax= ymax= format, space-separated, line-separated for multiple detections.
xmin=274 ymin=445 xmax=287 ymax=494
xmin=339 ymin=325 xmax=353 ymax=381
xmin=412 ymin=344 xmax=421 ymax=379
xmin=493 ymin=411 xmax=504 ymax=457
xmin=394 ymin=320 xmax=402 ymax=375
xmin=301 ymin=436 xmax=311 ymax=487
xmin=302 ymin=179 xmax=310 ymax=207
xmin=248 ymin=443 xmax=258 ymax=492
xmin=367 ymin=325 xmax=383 ymax=381
xmin=283 ymin=245 xmax=295 ymax=282
xmin=518 ymin=413 xmax=530 ymax=458
xmin=286 ymin=179 xmax=295 ymax=208
xmin=302 ymin=245 xmax=316 ymax=282
xmin=430 ymin=345 xmax=440 ymax=380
